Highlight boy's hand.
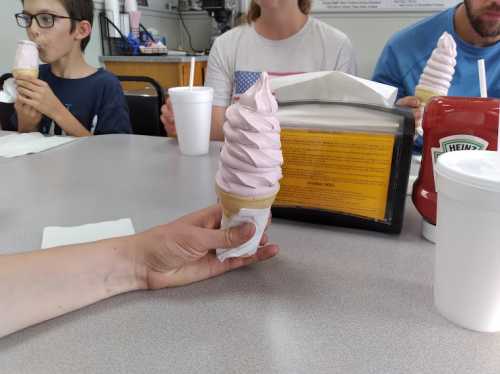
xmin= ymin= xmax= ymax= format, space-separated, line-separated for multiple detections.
xmin=14 ymin=100 xmax=42 ymax=131
xmin=16 ymin=77 xmax=65 ymax=120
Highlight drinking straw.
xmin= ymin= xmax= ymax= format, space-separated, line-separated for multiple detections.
xmin=189 ymin=57 xmax=195 ymax=89
xmin=478 ymin=59 xmax=488 ymax=98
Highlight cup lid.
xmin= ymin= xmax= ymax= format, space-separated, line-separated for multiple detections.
xmin=168 ymin=86 xmax=213 ymax=95
xmin=436 ymin=150 xmax=500 ymax=193
xmin=168 ymin=86 xmax=213 ymax=102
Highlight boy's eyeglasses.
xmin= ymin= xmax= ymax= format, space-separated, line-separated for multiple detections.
xmin=15 ymin=12 xmax=82 ymax=29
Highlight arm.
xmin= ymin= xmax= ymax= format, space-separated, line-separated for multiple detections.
xmin=52 ymin=105 xmax=92 ymax=137
xmin=0 ymin=237 xmax=139 ymax=337
xmin=16 ymin=77 xmax=91 ymax=137
xmin=0 ymin=205 xmax=278 ymax=338
xmin=93 ymin=76 xmax=132 ymax=135
xmin=211 ymin=105 xmax=226 ymax=141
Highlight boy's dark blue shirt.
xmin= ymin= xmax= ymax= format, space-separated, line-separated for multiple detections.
xmin=12 ymin=64 xmax=131 ymax=135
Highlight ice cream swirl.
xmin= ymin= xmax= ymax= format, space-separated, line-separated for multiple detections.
xmin=216 ymin=72 xmax=283 ymax=197
xmin=417 ymin=32 xmax=457 ymax=95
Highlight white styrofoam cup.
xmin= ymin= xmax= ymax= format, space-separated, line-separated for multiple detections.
xmin=168 ymin=86 xmax=213 ymax=156
xmin=435 ymin=150 xmax=500 ymax=332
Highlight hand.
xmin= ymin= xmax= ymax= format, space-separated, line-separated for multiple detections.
xmin=15 ymin=76 xmax=64 ymax=120
xmin=395 ymin=96 xmax=423 ymax=123
xmin=134 ymin=205 xmax=279 ymax=289
xmin=14 ymin=99 xmax=42 ymax=130
xmin=160 ymin=98 xmax=176 ymax=136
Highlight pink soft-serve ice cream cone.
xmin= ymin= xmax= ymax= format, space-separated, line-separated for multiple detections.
xmin=0 ymin=40 xmax=39 ymax=104
xmin=415 ymin=32 xmax=456 ymax=102
xmin=414 ymin=32 xmax=456 ymax=134
xmin=12 ymin=40 xmax=39 ymax=78
xmin=215 ymin=72 xmax=283 ymax=261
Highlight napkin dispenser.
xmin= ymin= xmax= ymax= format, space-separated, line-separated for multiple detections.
xmin=272 ymin=101 xmax=415 ymax=234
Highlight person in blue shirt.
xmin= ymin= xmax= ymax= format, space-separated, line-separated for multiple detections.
xmin=13 ymin=0 xmax=131 ymax=137
xmin=372 ymin=0 xmax=500 ymax=120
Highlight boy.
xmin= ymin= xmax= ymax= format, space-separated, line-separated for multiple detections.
xmin=13 ymin=0 xmax=131 ymax=136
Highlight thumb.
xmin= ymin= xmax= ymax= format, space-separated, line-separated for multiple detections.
xmin=197 ymin=222 xmax=256 ymax=250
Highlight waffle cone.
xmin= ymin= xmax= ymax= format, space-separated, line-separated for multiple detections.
xmin=216 ymin=184 xmax=277 ymax=218
xmin=415 ymin=86 xmax=442 ymax=105
xmin=12 ymin=68 xmax=39 ymax=79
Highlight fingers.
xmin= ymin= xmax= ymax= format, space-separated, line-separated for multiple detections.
xmin=160 ymin=103 xmax=169 ymax=117
xmin=15 ymin=79 xmax=44 ymax=92
xmin=16 ymin=94 xmax=38 ymax=109
xmin=223 ymin=244 xmax=279 ymax=272
xmin=195 ymin=221 xmax=256 ymax=250
xmin=260 ymin=233 xmax=268 ymax=246
xmin=152 ymin=243 xmax=279 ymax=288
xmin=17 ymin=86 xmax=40 ymax=101
xmin=174 ymin=205 xmax=223 ymax=229
xmin=414 ymin=108 xmax=423 ymax=123
xmin=14 ymin=100 xmax=22 ymax=111
xmin=160 ymin=101 xmax=176 ymax=136
xmin=396 ymin=96 xmax=421 ymax=109
xmin=15 ymin=77 xmax=46 ymax=88
xmin=161 ymin=117 xmax=176 ymax=136
xmin=175 ymin=204 xmax=271 ymax=250
xmin=194 ymin=244 xmax=278 ymax=283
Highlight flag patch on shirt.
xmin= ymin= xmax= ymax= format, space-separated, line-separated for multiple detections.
xmin=234 ymin=71 xmax=262 ymax=95
xmin=233 ymin=71 xmax=303 ymax=98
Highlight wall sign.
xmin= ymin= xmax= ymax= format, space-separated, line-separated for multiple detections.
xmin=313 ymin=0 xmax=461 ymax=12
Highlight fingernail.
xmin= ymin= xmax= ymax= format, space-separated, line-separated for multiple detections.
xmin=240 ymin=223 xmax=255 ymax=238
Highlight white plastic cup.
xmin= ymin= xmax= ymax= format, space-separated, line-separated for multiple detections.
xmin=168 ymin=86 xmax=213 ymax=156
xmin=435 ymin=150 xmax=500 ymax=332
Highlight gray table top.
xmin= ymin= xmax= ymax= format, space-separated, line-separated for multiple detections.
xmin=1 ymin=133 xmax=499 ymax=374
xmin=100 ymin=55 xmax=209 ymax=63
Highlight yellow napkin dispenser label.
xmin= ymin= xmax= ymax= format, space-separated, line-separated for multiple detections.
xmin=275 ymin=128 xmax=396 ymax=221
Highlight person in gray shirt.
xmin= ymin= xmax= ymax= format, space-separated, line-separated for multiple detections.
xmin=161 ymin=0 xmax=357 ymax=140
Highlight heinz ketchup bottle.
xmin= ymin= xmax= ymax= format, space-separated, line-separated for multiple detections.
xmin=412 ymin=97 xmax=500 ymax=242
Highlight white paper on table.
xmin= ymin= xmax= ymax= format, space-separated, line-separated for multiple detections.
xmin=0 ymin=133 xmax=78 ymax=158
xmin=0 ymin=78 xmax=17 ymax=103
xmin=216 ymin=208 xmax=269 ymax=262
xmin=270 ymin=71 xmax=398 ymax=108
xmin=42 ymin=218 xmax=135 ymax=249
